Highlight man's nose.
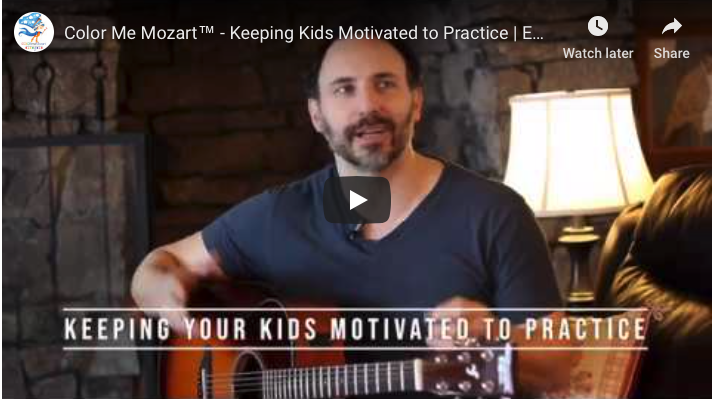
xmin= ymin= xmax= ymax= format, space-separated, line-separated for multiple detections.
xmin=356 ymin=86 xmax=382 ymax=115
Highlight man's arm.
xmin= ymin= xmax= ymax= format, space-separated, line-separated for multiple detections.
xmin=132 ymin=190 xmax=277 ymax=334
xmin=130 ymin=232 xmax=228 ymax=335
xmin=482 ymin=196 xmax=576 ymax=394
xmin=428 ymin=193 xmax=575 ymax=393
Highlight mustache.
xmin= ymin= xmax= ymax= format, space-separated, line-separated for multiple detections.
xmin=344 ymin=113 xmax=396 ymax=140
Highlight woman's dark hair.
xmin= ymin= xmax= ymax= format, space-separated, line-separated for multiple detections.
xmin=303 ymin=24 xmax=423 ymax=100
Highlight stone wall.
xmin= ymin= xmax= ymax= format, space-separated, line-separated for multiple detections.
xmin=3 ymin=7 xmax=142 ymax=398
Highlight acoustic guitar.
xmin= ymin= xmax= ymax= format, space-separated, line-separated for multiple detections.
xmin=157 ymin=284 xmax=515 ymax=398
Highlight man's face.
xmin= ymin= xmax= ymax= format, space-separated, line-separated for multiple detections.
xmin=308 ymin=39 xmax=423 ymax=172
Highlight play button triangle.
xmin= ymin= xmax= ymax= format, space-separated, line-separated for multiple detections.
xmin=349 ymin=190 xmax=368 ymax=210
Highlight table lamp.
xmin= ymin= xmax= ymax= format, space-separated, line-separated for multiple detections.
xmin=504 ymin=89 xmax=654 ymax=307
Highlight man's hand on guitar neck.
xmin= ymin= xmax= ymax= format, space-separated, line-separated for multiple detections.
xmin=131 ymin=232 xmax=228 ymax=336
xmin=427 ymin=297 xmax=580 ymax=396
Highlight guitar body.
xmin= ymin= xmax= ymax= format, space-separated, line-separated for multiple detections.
xmin=160 ymin=284 xmax=344 ymax=398
xmin=161 ymin=333 xmax=289 ymax=398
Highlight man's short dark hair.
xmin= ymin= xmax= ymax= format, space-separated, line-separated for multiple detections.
xmin=304 ymin=36 xmax=423 ymax=100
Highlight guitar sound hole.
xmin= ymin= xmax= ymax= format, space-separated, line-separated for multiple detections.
xmin=234 ymin=352 xmax=264 ymax=399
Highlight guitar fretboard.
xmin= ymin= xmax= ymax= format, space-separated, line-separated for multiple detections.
xmin=260 ymin=360 xmax=421 ymax=398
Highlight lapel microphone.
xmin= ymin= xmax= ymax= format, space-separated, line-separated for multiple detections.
xmin=348 ymin=223 xmax=364 ymax=240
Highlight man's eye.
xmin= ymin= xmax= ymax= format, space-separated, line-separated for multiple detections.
xmin=334 ymin=85 xmax=354 ymax=96
xmin=378 ymin=80 xmax=397 ymax=89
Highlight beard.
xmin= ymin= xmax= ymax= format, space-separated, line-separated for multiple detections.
xmin=322 ymin=104 xmax=416 ymax=173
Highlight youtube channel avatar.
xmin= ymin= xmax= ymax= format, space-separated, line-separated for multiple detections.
xmin=14 ymin=12 xmax=54 ymax=52
xmin=2 ymin=0 xmax=711 ymax=399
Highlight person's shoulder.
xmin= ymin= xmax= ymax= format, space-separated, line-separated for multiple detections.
xmin=217 ymin=164 xmax=331 ymax=223
xmin=263 ymin=163 xmax=334 ymax=203
xmin=441 ymin=161 xmax=534 ymax=221
xmin=446 ymin=162 xmax=525 ymax=206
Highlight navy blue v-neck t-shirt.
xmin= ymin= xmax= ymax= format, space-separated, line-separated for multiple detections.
xmin=201 ymin=161 xmax=562 ymax=318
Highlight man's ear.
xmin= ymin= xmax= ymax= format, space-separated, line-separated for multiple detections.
xmin=308 ymin=98 xmax=326 ymax=133
xmin=412 ymin=87 xmax=424 ymax=123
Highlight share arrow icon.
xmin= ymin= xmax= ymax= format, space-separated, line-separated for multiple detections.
xmin=662 ymin=18 xmax=681 ymax=34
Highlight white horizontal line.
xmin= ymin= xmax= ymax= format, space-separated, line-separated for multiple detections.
xmin=63 ymin=346 xmax=648 ymax=351
xmin=62 ymin=307 xmax=648 ymax=312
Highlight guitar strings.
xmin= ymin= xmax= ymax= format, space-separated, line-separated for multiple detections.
xmin=203 ymin=366 xmax=417 ymax=388
xmin=200 ymin=363 xmax=415 ymax=385
xmin=210 ymin=387 xmax=405 ymax=397
xmin=203 ymin=370 xmax=420 ymax=396
xmin=210 ymin=386 xmax=412 ymax=397
xmin=210 ymin=369 xmax=425 ymax=398
xmin=212 ymin=373 xmax=424 ymax=398
xmin=205 ymin=371 xmax=418 ymax=389
xmin=207 ymin=368 xmax=420 ymax=398
xmin=208 ymin=372 xmax=419 ymax=392
xmin=202 ymin=362 xmax=415 ymax=384
xmin=202 ymin=360 xmax=416 ymax=379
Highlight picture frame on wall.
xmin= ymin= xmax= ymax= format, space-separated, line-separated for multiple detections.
xmin=647 ymin=37 xmax=712 ymax=148
xmin=636 ymin=9 xmax=712 ymax=176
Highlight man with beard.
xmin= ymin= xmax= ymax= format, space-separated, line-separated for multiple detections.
xmin=132 ymin=38 xmax=574 ymax=395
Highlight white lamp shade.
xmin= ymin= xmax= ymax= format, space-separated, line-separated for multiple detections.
xmin=504 ymin=89 xmax=654 ymax=217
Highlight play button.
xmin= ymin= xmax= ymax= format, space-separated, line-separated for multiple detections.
xmin=323 ymin=176 xmax=390 ymax=224
xmin=350 ymin=190 xmax=368 ymax=210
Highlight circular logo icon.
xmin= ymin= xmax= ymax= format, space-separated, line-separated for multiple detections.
xmin=14 ymin=12 xmax=54 ymax=52
xmin=588 ymin=16 xmax=608 ymax=37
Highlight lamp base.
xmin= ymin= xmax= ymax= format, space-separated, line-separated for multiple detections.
xmin=559 ymin=230 xmax=599 ymax=309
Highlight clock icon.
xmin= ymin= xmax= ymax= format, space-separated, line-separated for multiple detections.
xmin=588 ymin=16 xmax=608 ymax=36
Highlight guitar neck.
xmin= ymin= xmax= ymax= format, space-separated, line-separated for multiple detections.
xmin=261 ymin=360 xmax=421 ymax=398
